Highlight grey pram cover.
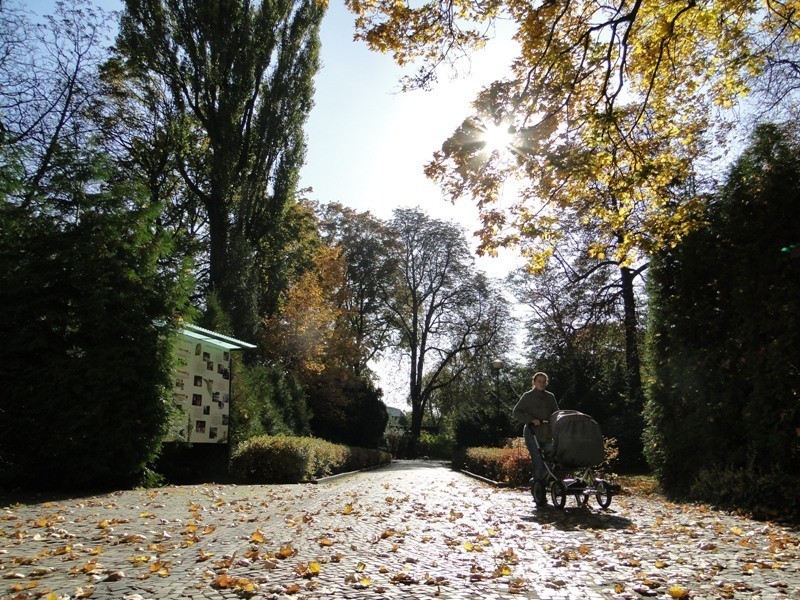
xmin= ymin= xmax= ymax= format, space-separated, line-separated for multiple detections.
xmin=550 ymin=410 xmax=605 ymax=467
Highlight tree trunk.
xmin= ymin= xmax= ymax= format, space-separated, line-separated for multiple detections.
xmin=408 ymin=338 xmax=423 ymax=457
xmin=207 ymin=199 xmax=228 ymax=298
xmin=620 ymin=265 xmax=643 ymax=410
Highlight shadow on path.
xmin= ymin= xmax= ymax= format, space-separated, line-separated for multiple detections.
xmin=521 ymin=506 xmax=633 ymax=531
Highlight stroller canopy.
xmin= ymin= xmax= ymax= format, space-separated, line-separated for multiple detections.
xmin=550 ymin=410 xmax=605 ymax=467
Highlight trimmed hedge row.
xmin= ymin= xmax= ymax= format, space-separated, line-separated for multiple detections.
xmin=230 ymin=435 xmax=391 ymax=483
xmin=460 ymin=442 xmax=531 ymax=487
xmin=458 ymin=438 xmax=618 ymax=487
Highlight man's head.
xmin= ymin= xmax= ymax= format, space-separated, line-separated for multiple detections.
xmin=532 ymin=372 xmax=548 ymax=390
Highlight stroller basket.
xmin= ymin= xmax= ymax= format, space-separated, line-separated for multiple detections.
xmin=550 ymin=410 xmax=605 ymax=468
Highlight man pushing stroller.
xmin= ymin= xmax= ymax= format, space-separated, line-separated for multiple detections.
xmin=513 ymin=371 xmax=559 ymax=486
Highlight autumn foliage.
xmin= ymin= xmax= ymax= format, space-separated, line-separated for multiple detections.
xmin=260 ymin=244 xmax=388 ymax=448
xmin=462 ymin=446 xmax=531 ymax=487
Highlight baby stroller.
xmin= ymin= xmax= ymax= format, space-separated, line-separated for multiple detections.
xmin=530 ymin=410 xmax=613 ymax=509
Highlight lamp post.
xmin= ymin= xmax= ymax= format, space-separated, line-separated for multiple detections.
xmin=491 ymin=358 xmax=503 ymax=413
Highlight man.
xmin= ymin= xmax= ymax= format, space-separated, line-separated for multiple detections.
xmin=513 ymin=372 xmax=559 ymax=484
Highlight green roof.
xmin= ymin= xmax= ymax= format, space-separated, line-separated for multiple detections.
xmin=179 ymin=323 xmax=257 ymax=351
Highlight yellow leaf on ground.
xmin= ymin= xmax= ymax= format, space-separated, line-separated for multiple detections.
xmin=668 ymin=585 xmax=690 ymax=599
xmin=250 ymin=529 xmax=266 ymax=543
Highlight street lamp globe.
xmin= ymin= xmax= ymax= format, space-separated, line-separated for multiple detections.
xmin=491 ymin=358 xmax=504 ymax=371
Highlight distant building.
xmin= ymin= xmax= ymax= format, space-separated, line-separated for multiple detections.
xmin=386 ymin=407 xmax=404 ymax=426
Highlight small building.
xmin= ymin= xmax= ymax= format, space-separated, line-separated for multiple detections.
xmin=170 ymin=323 xmax=256 ymax=444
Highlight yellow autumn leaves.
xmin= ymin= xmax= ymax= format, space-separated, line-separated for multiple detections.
xmin=344 ymin=0 xmax=795 ymax=273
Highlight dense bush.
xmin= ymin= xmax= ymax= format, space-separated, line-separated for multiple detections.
xmin=644 ymin=123 xmax=800 ymax=519
xmin=228 ymin=361 xmax=310 ymax=447
xmin=382 ymin=426 xmax=408 ymax=457
xmin=454 ymin=408 xmax=514 ymax=448
xmin=0 ymin=166 xmax=189 ymax=490
xmin=306 ymin=372 xmax=388 ymax=449
xmin=230 ymin=435 xmax=391 ymax=483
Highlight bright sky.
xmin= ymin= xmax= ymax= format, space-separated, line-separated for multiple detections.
xmin=305 ymin=1 xmax=520 ymax=278
xmin=25 ymin=0 xmax=527 ymax=407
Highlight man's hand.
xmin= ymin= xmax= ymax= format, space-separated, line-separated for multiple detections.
xmin=531 ymin=419 xmax=541 ymax=427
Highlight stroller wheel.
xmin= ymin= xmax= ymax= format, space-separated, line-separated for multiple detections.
xmin=550 ymin=480 xmax=567 ymax=509
xmin=595 ymin=480 xmax=612 ymax=509
xmin=531 ymin=480 xmax=547 ymax=507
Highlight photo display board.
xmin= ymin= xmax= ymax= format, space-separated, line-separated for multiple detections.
xmin=171 ymin=333 xmax=231 ymax=443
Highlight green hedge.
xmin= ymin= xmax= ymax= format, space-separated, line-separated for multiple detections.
xmin=230 ymin=435 xmax=391 ymax=483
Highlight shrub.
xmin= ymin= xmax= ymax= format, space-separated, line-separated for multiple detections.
xmin=230 ymin=435 xmax=391 ymax=483
xmin=382 ymin=426 xmax=407 ymax=457
xmin=688 ymin=464 xmax=800 ymax=522
xmin=461 ymin=437 xmax=617 ymax=487
xmin=454 ymin=408 xmax=514 ymax=448
xmin=462 ymin=445 xmax=530 ymax=486
xmin=228 ymin=361 xmax=309 ymax=447
xmin=418 ymin=431 xmax=455 ymax=460
xmin=643 ymin=124 xmax=800 ymax=509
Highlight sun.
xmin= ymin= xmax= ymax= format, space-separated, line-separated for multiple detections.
xmin=480 ymin=121 xmax=515 ymax=156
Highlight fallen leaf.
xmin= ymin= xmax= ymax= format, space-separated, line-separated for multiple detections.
xmin=250 ymin=529 xmax=266 ymax=543
xmin=668 ymin=585 xmax=690 ymax=599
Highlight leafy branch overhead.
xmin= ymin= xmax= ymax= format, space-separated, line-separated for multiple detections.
xmin=346 ymin=0 xmax=800 ymax=270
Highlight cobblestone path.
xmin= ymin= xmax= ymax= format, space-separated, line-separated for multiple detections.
xmin=2 ymin=460 xmax=799 ymax=599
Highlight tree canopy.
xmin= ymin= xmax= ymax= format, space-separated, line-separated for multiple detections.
xmin=114 ymin=0 xmax=326 ymax=340
xmin=382 ymin=208 xmax=509 ymax=447
xmin=346 ymin=0 xmax=800 ymax=270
